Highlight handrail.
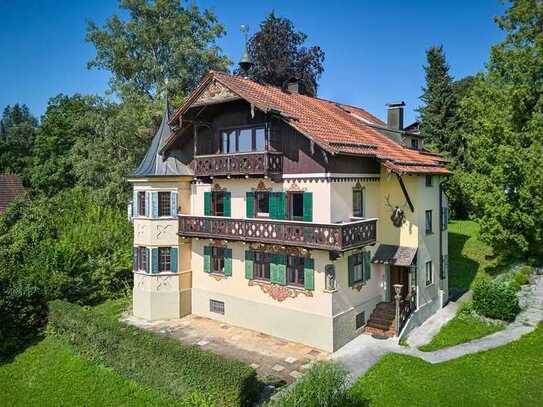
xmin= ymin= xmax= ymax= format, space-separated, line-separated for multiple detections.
xmin=178 ymin=215 xmax=377 ymax=251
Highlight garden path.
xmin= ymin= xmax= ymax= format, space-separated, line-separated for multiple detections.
xmin=332 ymin=274 xmax=543 ymax=382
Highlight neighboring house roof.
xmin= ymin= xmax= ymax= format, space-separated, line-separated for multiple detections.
xmin=371 ymin=244 xmax=418 ymax=267
xmin=403 ymin=121 xmax=420 ymax=134
xmin=0 ymin=174 xmax=24 ymax=214
xmin=167 ymin=71 xmax=448 ymax=175
xmin=132 ymin=103 xmax=194 ymax=178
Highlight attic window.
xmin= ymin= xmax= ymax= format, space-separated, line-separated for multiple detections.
xmin=220 ymin=126 xmax=265 ymax=153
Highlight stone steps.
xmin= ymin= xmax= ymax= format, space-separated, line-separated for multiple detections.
xmin=364 ymin=302 xmax=397 ymax=338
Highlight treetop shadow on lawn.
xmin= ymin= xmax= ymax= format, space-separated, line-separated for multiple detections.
xmin=448 ymin=225 xmax=480 ymax=291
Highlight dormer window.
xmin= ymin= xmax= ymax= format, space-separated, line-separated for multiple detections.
xmin=220 ymin=126 xmax=266 ymax=153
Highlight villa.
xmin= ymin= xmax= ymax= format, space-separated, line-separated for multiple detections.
xmin=128 ymin=67 xmax=449 ymax=352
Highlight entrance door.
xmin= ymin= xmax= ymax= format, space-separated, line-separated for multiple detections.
xmin=390 ymin=265 xmax=409 ymax=300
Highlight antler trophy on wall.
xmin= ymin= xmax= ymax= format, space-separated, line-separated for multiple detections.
xmin=385 ymin=194 xmax=409 ymax=228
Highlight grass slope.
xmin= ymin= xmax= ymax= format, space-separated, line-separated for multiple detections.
xmin=0 ymin=337 xmax=176 ymax=407
xmin=448 ymin=220 xmax=493 ymax=290
xmin=419 ymin=306 xmax=505 ymax=352
xmin=352 ymin=325 xmax=543 ymax=407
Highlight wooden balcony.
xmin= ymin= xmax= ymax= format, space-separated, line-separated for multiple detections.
xmin=193 ymin=151 xmax=283 ymax=178
xmin=178 ymin=215 xmax=378 ymax=252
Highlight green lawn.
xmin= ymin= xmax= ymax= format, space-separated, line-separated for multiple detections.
xmin=418 ymin=303 xmax=505 ymax=352
xmin=448 ymin=220 xmax=493 ymax=290
xmin=0 ymin=337 xmax=178 ymax=407
xmin=352 ymin=324 xmax=543 ymax=407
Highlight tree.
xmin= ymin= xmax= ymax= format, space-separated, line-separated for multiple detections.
xmin=0 ymin=104 xmax=38 ymax=176
xmin=86 ymin=0 xmax=230 ymax=103
xmin=237 ymin=12 xmax=325 ymax=96
xmin=418 ymin=46 xmax=460 ymax=155
xmin=457 ymin=0 xmax=543 ymax=256
xmin=30 ymin=94 xmax=104 ymax=195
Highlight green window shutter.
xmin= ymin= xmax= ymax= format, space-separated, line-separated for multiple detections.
xmin=224 ymin=248 xmax=232 ymax=276
xmin=145 ymin=248 xmax=150 ymax=273
xmin=132 ymin=246 xmax=138 ymax=271
xmin=363 ymin=251 xmax=371 ymax=282
xmin=245 ymin=250 xmax=254 ymax=279
xmin=203 ymin=246 xmax=211 ymax=273
xmin=151 ymin=248 xmax=159 ymax=273
xmin=170 ymin=247 xmax=178 ymax=273
xmin=224 ymin=192 xmax=231 ymax=217
xmin=303 ymin=192 xmax=313 ymax=222
xmin=246 ymin=192 xmax=254 ymax=218
xmin=271 ymin=255 xmax=287 ymax=285
xmin=304 ymin=257 xmax=315 ymax=290
xmin=145 ymin=192 xmax=150 ymax=217
xmin=204 ymin=192 xmax=212 ymax=216
xmin=151 ymin=192 xmax=158 ymax=218
xmin=170 ymin=192 xmax=178 ymax=217
xmin=270 ymin=192 xmax=285 ymax=219
xmin=348 ymin=255 xmax=354 ymax=287
xmin=132 ymin=192 xmax=138 ymax=217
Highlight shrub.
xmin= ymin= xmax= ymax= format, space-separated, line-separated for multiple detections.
xmin=473 ymin=278 xmax=520 ymax=321
xmin=267 ymin=361 xmax=361 ymax=407
xmin=509 ymin=266 xmax=533 ymax=291
xmin=0 ymin=275 xmax=47 ymax=359
xmin=47 ymin=300 xmax=259 ymax=406
xmin=0 ymin=188 xmax=132 ymax=305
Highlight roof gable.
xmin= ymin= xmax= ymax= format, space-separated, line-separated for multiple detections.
xmin=168 ymin=71 xmax=448 ymax=175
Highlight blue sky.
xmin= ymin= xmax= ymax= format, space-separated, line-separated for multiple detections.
xmin=0 ymin=1 xmax=506 ymax=124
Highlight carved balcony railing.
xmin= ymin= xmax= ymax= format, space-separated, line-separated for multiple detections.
xmin=193 ymin=151 xmax=283 ymax=177
xmin=178 ymin=215 xmax=378 ymax=251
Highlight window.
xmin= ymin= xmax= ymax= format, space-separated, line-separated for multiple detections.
xmin=158 ymin=192 xmax=171 ymax=217
xmin=289 ymin=192 xmax=304 ymax=220
xmin=441 ymin=254 xmax=448 ymax=280
xmin=158 ymin=247 xmax=171 ymax=273
xmin=255 ymin=191 xmax=269 ymax=217
xmin=441 ymin=207 xmax=449 ymax=231
xmin=352 ymin=253 xmax=364 ymax=283
xmin=212 ymin=191 xmax=226 ymax=216
xmin=255 ymin=128 xmax=266 ymax=151
xmin=220 ymin=126 xmax=266 ymax=153
xmin=355 ymin=311 xmax=366 ymax=329
xmin=411 ymin=138 xmax=419 ymax=149
xmin=353 ymin=188 xmax=364 ymax=217
xmin=425 ymin=261 xmax=433 ymax=285
xmin=425 ymin=210 xmax=433 ymax=234
xmin=210 ymin=299 xmax=225 ymax=315
xmin=138 ymin=192 xmax=146 ymax=216
xmin=211 ymin=247 xmax=226 ymax=274
xmin=135 ymin=246 xmax=148 ymax=272
xmin=254 ymin=252 xmax=271 ymax=281
xmin=287 ymin=256 xmax=305 ymax=287
xmin=425 ymin=175 xmax=432 ymax=187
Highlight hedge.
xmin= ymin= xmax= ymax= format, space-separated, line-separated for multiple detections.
xmin=267 ymin=362 xmax=361 ymax=407
xmin=473 ymin=279 xmax=520 ymax=321
xmin=47 ymin=300 xmax=259 ymax=406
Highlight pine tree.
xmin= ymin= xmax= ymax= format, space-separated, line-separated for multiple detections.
xmin=418 ymin=46 xmax=459 ymax=154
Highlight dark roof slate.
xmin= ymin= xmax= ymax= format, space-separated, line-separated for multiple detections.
xmin=132 ymin=104 xmax=193 ymax=178
xmin=0 ymin=174 xmax=24 ymax=214
xmin=371 ymin=244 xmax=417 ymax=267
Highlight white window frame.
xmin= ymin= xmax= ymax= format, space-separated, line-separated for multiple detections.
xmin=425 ymin=260 xmax=434 ymax=286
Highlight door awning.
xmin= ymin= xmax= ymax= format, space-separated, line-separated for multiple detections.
xmin=371 ymin=244 xmax=417 ymax=267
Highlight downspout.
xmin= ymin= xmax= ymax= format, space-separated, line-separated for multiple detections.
xmin=439 ymin=178 xmax=449 ymax=304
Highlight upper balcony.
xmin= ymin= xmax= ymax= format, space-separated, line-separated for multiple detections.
xmin=193 ymin=151 xmax=283 ymax=178
xmin=178 ymin=215 xmax=378 ymax=252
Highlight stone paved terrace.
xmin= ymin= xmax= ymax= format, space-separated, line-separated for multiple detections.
xmin=122 ymin=313 xmax=328 ymax=384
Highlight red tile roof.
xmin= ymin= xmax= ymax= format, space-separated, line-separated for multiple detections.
xmin=0 ymin=174 xmax=24 ymax=214
xmin=169 ymin=71 xmax=449 ymax=175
